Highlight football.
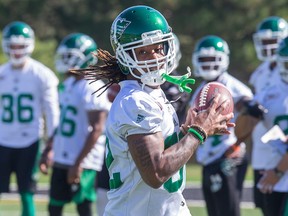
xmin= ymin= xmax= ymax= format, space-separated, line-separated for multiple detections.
xmin=192 ymin=81 xmax=234 ymax=115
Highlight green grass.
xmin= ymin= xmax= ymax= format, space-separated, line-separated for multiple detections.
xmin=0 ymin=200 xmax=262 ymax=216
xmin=189 ymin=206 xmax=262 ymax=216
xmin=10 ymin=163 xmax=254 ymax=185
xmin=2 ymin=164 xmax=257 ymax=215
xmin=0 ymin=199 xmax=95 ymax=216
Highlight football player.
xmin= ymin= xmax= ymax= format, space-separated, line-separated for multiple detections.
xmin=39 ymin=33 xmax=110 ymax=216
xmin=249 ymin=16 xmax=288 ymax=216
xmin=254 ymin=35 xmax=288 ymax=216
xmin=189 ymin=35 xmax=254 ymax=216
xmin=0 ymin=21 xmax=59 ymax=216
xmin=72 ymin=5 xmax=235 ymax=216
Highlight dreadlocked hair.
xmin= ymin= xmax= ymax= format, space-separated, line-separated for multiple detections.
xmin=70 ymin=48 xmax=126 ymax=96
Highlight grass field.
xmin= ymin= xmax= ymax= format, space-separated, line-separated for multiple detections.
xmin=0 ymin=164 xmax=260 ymax=216
xmin=0 ymin=199 xmax=263 ymax=216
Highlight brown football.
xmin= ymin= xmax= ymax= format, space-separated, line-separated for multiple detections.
xmin=192 ymin=81 xmax=234 ymax=115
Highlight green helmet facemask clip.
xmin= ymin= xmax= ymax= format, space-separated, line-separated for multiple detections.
xmin=162 ymin=67 xmax=195 ymax=93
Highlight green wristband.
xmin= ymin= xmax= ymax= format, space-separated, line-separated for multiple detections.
xmin=188 ymin=128 xmax=204 ymax=143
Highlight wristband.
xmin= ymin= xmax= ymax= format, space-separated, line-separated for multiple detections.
xmin=189 ymin=124 xmax=208 ymax=142
xmin=188 ymin=128 xmax=204 ymax=144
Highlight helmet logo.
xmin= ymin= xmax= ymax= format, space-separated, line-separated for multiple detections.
xmin=112 ymin=18 xmax=131 ymax=45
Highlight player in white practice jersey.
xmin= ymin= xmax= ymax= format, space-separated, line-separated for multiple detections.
xmin=39 ymin=33 xmax=110 ymax=216
xmin=250 ymin=16 xmax=288 ymax=215
xmin=72 ymin=5 xmax=235 ymax=216
xmin=253 ymin=36 xmax=288 ymax=216
xmin=189 ymin=35 xmax=254 ymax=216
xmin=0 ymin=21 xmax=59 ymax=216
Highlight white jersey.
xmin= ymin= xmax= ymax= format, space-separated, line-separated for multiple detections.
xmin=0 ymin=58 xmax=59 ymax=148
xmin=254 ymin=79 xmax=288 ymax=192
xmin=189 ymin=72 xmax=253 ymax=165
xmin=52 ymin=76 xmax=110 ymax=170
xmin=104 ymin=80 xmax=190 ymax=216
xmin=249 ymin=61 xmax=280 ymax=169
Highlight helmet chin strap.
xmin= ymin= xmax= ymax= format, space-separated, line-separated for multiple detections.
xmin=162 ymin=67 xmax=196 ymax=93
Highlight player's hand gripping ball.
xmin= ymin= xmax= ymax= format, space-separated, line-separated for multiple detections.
xmin=192 ymin=81 xmax=234 ymax=115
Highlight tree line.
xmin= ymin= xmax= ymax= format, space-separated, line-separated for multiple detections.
xmin=0 ymin=0 xmax=287 ymax=83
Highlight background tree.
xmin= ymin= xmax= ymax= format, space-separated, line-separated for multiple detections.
xmin=0 ymin=0 xmax=288 ymax=83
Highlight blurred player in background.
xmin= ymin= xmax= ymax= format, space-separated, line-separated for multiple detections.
xmin=253 ymin=36 xmax=288 ymax=216
xmin=161 ymin=34 xmax=191 ymax=124
xmin=249 ymin=16 xmax=288 ymax=216
xmin=0 ymin=21 xmax=59 ymax=216
xmin=72 ymin=5 xmax=235 ymax=216
xmin=189 ymin=35 xmax=254 ymax=216
xmin=39 ymin=33 xmax=110 ymax=216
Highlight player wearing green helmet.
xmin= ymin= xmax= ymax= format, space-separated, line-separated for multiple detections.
xmin=39 ymin=33 xmax=110 ymax=216
xmin=0 ymin=21 xmax=59 ymax=216
xmin=249 ymin=17 xmax=288 ymax=216
xmin=192 ymin=35 xmax=230 ymax=81
xmin=253 ymin=35 xmax=288 ymax=216
xmin=110 ymin=5 xmax=176 ymax=87
xmin=55 ymin=33 xmax=98 ymax=74
xmin=2 ymin=21 xmax=35 ymax=67
xmin=72 ymin=6 xmax=235 ymax=216
xmin=253 ymin=16 xmax=288 ymax=61
xmin=190 ymin=35 xmax=254 ymax=216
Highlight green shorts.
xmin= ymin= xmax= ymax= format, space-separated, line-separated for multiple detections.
xmin=49 ymin=166 xmax=97 ymax=206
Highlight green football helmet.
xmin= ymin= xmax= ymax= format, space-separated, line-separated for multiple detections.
xmin=2 ymin=21 xmax=35 ymax=66
xmin=110 ymin=5 xmax=176 ymax=87
xmin=253 ymin=16 xmax=288 ymax=62
xmin=192 ymin=35 xmax=230 ymax=81
xmin=55 ymin=33 xmax=97 ymax=74
xmin=276 ymin=36 xmax=288 ymax=83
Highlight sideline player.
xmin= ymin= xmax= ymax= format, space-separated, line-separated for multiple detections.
xmin=189 ymin=35 xmax=254 ymax=216
xmin=0 ymin=21 xmax=59 ymax=216
xmin=39 ymin=33 xmax=110 ymax=216
xmin=254 ymin=35 xmax=288 ymax=216
xmin=249 ymin=16 xmax=288 ymax=215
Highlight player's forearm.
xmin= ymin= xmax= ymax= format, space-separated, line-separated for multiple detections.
xmin=155 ymin=133 xmax=200 ymax=181
xmin=74 ymin=128 xmax=103 ymax=167
xmin=42 ymin=130 xmax=56 ymax=152
xmin=128 ymin=132 xmax=201 ymax=188
xmin=43 ymin=89 xmax=60 ymax=138
xmin=74 ymin=110 xmax=107 ymax=167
